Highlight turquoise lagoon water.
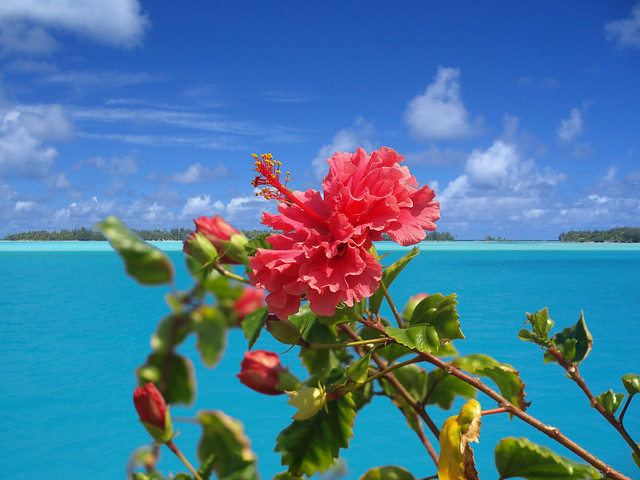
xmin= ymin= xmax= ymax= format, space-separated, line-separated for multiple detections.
xmin=1 ymin=241 xmax=639 ymax=479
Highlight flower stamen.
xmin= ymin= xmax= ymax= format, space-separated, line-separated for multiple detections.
xmin=251 ymin=153 xmax=327 ymax=226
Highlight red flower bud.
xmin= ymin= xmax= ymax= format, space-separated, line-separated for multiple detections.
xmin=234 ymin=287 xmax=266 ymax=322
xmin=133 ymin=382 xmax=173 ymax=443
xmin=237 ymin=350 xmax=286 ymax=395
xmin=183 ymin=216 xmax=245 ymax=264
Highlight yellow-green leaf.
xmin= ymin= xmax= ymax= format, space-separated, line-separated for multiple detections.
xmin=437 ymin=399 xmax=481 ymax=480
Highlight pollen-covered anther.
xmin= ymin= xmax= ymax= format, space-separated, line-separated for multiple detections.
xmin=250 ymin=152 xmax=291 ymax=202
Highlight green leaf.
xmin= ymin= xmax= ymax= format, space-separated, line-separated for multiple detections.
xmin=94 ymin=215 xmax=174 ymax=285
xmin=622 ymin=373 xmax=640 ymax=396
xmin=551 ymin=311 xmax=592 ymax=365
xmin=240 ymin=306 xmax=267 ymax=350
xmin=275 ymin=393 xmax=356 ymax=476
xmin=297 ymin=315 xmax=342 ymax=382
xmin=150 ymin=314 xmax=194 ymax=354
xmin=425 ymin=369 xmax=478 ymax=410
xmin=347 ymin=352 xmax=372 ymax=383
xmin=360 ymin=323 xmax=414 ymax=362
xmin=379 ymin=364 xmax=429 ymax=434
xmin=197 ymin=410 xmax=259 ymax=480
xmin=409 ymin=293 xmax=465 ymax=343
xmin=596 ymin=389 xmax=626 ymax=415
xmin=495 ymin=437 xmax=601 ymax=480
xmin=136 ymin=352 xmax=196 ymax=405
xmin=386 ymin=324 xmax=441 ymax=353
xmin=454 ymin=354 xmax=529 ymax=410
xmin=318 ymin=299 xmax=366 ymax=325
xmin=359 ymin=465 xmax=416 ymax=480
xmin=523 ymin=308 xmax=554 ymax=341
xmin=271 ymin=473 xmax=300 ymax=480
xmin=192 ymin=306 xmax=228 ymax=368
xmin=517 ymin=329 xmax=538 ymax=342
xmin=369 ymin=247 xmax=420 ymax=313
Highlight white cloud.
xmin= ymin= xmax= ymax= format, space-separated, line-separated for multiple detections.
xmin=437 ymin=139 xmax=566 ymax=237
xmin=181 ymin=194 xmax=224 ymax=218
xmin=557 ymin=108 xmax=584 ymax=143
xmin=311 ymin=117 xmax=375 ymax=179
xmin=405 ymin=66 xmax=481 ymax=141
xmin=0 ymin=0 xmax=148 ymax=54
xmin=0 ymin=104 xmax=72 ymax=177
xmin=14 ymin=200 xmax=37 ymax=212
xmin=84 ymin=155 xmax=138 ymax=177
xmin=605 ymin=2 xmax=640 ymax=49
xmin=169 ymin=162 xmax=229 ymax=185
xmin=403 ymin=145 xmax=468 ymax=167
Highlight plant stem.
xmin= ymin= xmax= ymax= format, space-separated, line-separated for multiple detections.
xmin=213 ymin=263 xmax=250 ymax=284
xmin=362 ymin=320 xmax=631 ymax=480
xmin=378 ymin=280 xmax=404 ymax=328
xmin=166 ymin=440 xmax=203 ymax=480
xmin=303 ymin=336 xmax=391 ymax=349
xmin=419 ymin=350 xmax=632 ymax=480
xmin=338 ymin=324 xmax=440 ymax=465
xmin=546 ymin=347 xmax=640 ymax=460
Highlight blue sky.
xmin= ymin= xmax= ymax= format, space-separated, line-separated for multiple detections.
xmin=0 ymin=1 xmax=639 ymax=240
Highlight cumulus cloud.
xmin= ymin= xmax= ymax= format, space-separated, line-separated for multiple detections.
xmin=437 ymin=139 xmax=566 ymax=237
xmin=180 ymin=193 xmax=273 ymax=229
xmin=405 ymin=66 xmax=481 ymax=141
xmin=605 ymin=2 xmax=640 ymax=49
xmin=557 ymin=108 xmax=584 ymax=143
xmin=311 ymin=117 xmax=375 ymax=179
xmin=0 ymin=104 xmax=73 ymax=178
xmin=0 ymin=0 xmax=148 ymax=54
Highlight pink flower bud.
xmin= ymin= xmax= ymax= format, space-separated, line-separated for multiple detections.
xmin=234 ymin=287 xmax=266 ymax=322
xmin=237 ymin=350 xmax=287 ymax=395
xmin=183 ymin=216 xmax=244 ymax=264
xmin=133 ymin=382 xmax=173 ymax=443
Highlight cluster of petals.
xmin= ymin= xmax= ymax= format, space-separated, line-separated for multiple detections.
xmin=248 ymin=147 xmax=440 ymax=319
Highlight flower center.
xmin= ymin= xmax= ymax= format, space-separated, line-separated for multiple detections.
xmin=251 ymin=153 xmax=328 ymax=226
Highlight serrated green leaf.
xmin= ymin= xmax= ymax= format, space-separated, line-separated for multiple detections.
xmin=275 ymin=394 xmax=356 ymax=476
xmin=318 ymin=299 xmax=366 ymax=325
xmin=94 ymin=215 xmax=174 ymax=285
xmin=359 ymin=465 xmax=416 ymax=480
xmin=495 ymin=437 xmax=601 ymax=480
xmin=524 ymin=308 xmax=554 ymax=341
xmin=425 ymin=369 xmax=478 ymax=410
xmin=454 ymin=354 xmax=529 ymax=411
xmin=622 ymin=374 xmax=640 ymax=396
xmin=386 ymin=324 xmax=440 ymax=353
xmin=369 ymin=247 xmax=420 ymax=313
xmin=197 ymin=410 xmax=258 ymax=480
xmin=551 ymin=311 xmax=592 ymax=365
xmin=240 ymin=306 xmax=267 ymax=350
xmin=409 ymin=293 xmax=465 ymax=342
xmin=359 ymin=323 xmax=414 ymax=362
xmin=596 ymin=389 xmax=625 ymax=415
xmin=136 ymin=352 xmax=196 ymax=405
xmin=193 ymin=306 xmax=228 ymax=368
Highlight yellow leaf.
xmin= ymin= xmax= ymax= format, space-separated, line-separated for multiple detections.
xmin=437 ymin=399 xmax=481 ymax=480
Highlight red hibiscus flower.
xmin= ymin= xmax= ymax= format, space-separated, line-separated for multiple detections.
xmin=248 ymin=148 xmax=439 ymax=319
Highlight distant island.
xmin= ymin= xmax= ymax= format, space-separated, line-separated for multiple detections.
xmin=2 ymin=227 xmax=274 ymax=241
xmin=558 ymin=227 xmax=640 ymax=243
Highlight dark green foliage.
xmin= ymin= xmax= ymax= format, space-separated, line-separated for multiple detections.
xmin=558 ymin=226 xmax=640 ymax=243
xmin=274 ymin=394 xmax=356 ymax=476
xmin=495 ymin=437 xmax=601 ymax=480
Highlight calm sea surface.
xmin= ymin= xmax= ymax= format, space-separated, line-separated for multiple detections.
xmin=1 ymin=241 xmax=639 ymax=479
